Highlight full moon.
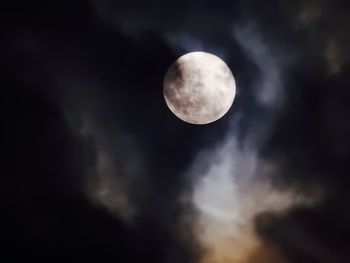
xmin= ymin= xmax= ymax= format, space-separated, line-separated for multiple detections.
xmin=163 ymin=52 xmax=236 ymax=124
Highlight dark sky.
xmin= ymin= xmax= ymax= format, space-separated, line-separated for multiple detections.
xmin=1 ymin=0 xmax=350 ymax=262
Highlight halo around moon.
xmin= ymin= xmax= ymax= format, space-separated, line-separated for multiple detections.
xmin=163 ymin=52 xmax=236 ymax=125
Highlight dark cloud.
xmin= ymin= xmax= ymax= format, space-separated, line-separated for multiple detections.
xmin=1 ymin=70 xmax=129 ymax=261
xmin=255 ymin=63 xmax=350 ymax=262
xmin=1 ymin=1 xmax=208 ymax=262
xmin=1 ymin=0 xmax=350 ymax=262
xmin=254 ymin=1 xmax=350 ymax=261
xmin=0 ymin=66 xmax=202 ymax=262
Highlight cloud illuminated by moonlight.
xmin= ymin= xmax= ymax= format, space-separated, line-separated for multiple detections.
xmin=185 ymin=24 xmax=321 ymax=263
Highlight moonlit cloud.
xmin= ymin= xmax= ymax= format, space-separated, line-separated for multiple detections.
xmin=164 ymin=33 xmax=227 ymax=59
xmin=189 ymin=129 xmax=322 ymax=262
xmin=187 ymin=23 xmax=320 ymax=262
xmin=233 ymin=24 xmax=284 ymax=108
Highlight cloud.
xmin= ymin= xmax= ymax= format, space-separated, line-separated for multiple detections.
xmin=184 ymin=20 xmax=328 ymax=262
xmin=188 ymin=117 xmax=320 ymax=262
xmin=294 ymin=0 xmax=350 ymax=74
xmin=233 ymin=24 xmax=285 ymax=108
xmin=2 ymin=0 xmax=350 ymax=262
xmin=189 ymin=139 xmax=312 ymax=262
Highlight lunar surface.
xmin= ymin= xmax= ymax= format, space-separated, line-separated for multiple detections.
xmin=163 ymin=52 xmax=236 ymax=124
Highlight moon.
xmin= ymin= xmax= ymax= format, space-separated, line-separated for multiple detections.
xmin=163 ymin=52 xmax=236 ymax=125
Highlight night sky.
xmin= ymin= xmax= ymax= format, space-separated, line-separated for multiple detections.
xmin=2 ymin=0 xmax=350 ymax=262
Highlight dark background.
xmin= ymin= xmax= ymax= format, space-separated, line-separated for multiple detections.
xmin=1 ymin=0 xmax=350 ymax=262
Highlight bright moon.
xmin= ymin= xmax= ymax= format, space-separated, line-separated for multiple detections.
xmin=163 ymin=52 xmax=236 ymax=124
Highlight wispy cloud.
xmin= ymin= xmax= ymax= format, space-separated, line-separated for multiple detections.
xmin=234 ymin=24 xmax=284 ymax=108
